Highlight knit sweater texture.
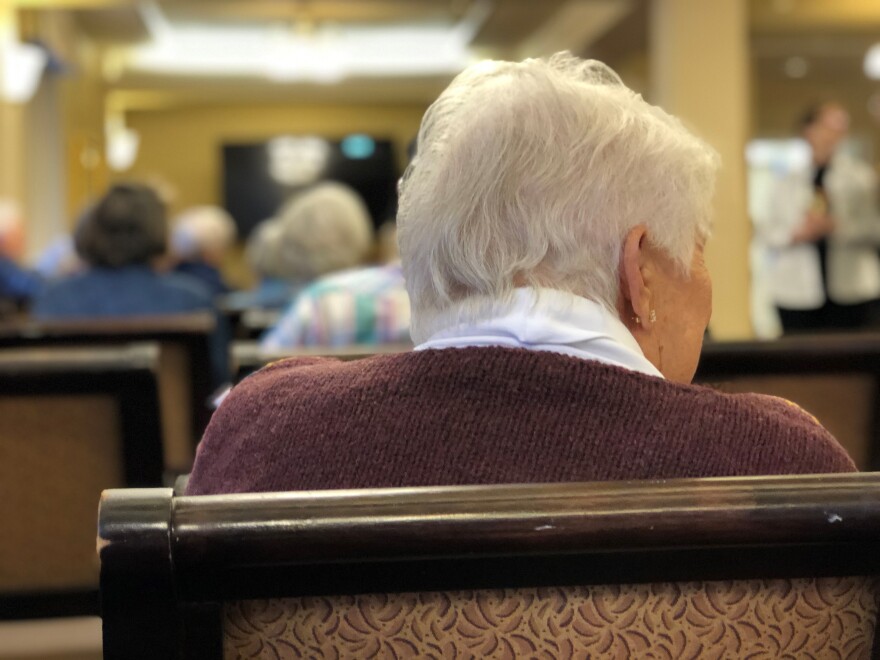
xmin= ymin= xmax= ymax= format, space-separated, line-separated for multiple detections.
xmin=187 ymin=347 xmax=856 ymax=495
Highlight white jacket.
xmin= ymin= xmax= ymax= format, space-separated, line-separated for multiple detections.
xmin=754 ymin=152 xmax=880 ymax=309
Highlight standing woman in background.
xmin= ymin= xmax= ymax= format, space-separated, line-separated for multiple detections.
xmin=755 ymin=102 xmax=880 ymax=333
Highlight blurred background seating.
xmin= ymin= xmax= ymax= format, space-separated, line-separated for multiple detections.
xmin=0 ymin=343 xmax=163 ymax=623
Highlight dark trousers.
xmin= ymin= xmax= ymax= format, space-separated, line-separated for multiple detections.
xmin=777 ymin=300 xmax=876 ymax=334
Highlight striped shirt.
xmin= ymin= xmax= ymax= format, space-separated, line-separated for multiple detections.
xmin=261 ymin=264 xmax=411 ymax=349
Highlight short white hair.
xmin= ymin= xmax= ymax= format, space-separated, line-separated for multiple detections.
xmin=171 ymin=206 xmax=237 ymax=259
xmin=398 ymin=52 xmax=720 ymax=343
xmin=261 ymin=182 xmax=373 ymax=281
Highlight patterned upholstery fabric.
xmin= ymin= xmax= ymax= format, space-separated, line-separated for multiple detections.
xmin=224 ymin=577 xmax=878 ymax=659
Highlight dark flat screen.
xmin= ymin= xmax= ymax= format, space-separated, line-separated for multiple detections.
xmin=222 ymin=136 xmax=398 ymax=238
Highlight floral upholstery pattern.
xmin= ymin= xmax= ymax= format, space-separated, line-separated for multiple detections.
xmin=224 ymin=577 xmax=877 ymax=659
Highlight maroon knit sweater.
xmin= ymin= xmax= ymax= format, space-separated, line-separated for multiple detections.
xmin=187 ymin=347 xmax=856 ymax=495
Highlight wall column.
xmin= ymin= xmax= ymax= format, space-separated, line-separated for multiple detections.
xmin=0 ymin=3 xmax=26 ymax=207
xmin=650 ymin=0 xmax=752 ymax=339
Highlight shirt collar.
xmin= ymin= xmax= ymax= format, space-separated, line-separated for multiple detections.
xmin=415 ymin=287 xmax=663 ymax=379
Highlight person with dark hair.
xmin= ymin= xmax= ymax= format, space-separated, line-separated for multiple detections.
xmin=34 ymin=183 xmax=212 ymax=317
xmin=33 ymin=183 xmax=231 ymax=383
xmin=754 ymin=102 xmax=880 ymax=332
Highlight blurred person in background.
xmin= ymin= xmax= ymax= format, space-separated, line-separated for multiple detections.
xmin=34 ymin=235 xmax=83 ymax=280
xmin=259 ymin=182 xmax=410 ymax=349
xmin=32 ymin=183 xmax=231 ymax=384
xmin=222 ymin=218 xmax=300 ymax=312
xmin=755 ymin=102 xmax=880 ymax=333
xmin=170 ymin=205 xmax=237 ymax=298
xmin=189 ymin=53 xmax=853 ymax=497
xmin=0 ymin=200 xmax=43 ymax=314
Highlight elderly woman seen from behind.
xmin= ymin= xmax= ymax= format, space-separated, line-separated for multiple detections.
xmin=223 ymin=182 xmax=374 ymax=315
xmin=188 ymin=53 xmax=854 ymax=496
xmin=260 ymin=183 xmax=409 ymax=349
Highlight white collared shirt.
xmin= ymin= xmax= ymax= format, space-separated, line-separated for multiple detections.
xmin=415 ymin=287 xmax=663 ymax=379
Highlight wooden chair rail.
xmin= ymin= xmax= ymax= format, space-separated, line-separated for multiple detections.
xmin=697 ymin=332 xmax=880 ymax=378
xmin=99 ymin=473 xmax=880 ymax=658
xmin=168 ymin=473 xmax=880 ymax=563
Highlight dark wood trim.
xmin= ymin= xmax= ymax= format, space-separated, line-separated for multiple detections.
xmin=697 ymin=333 xmax=880 ymax=379
xmin=0 ymin=590 xmax=98 ymax=620
xmin=168 ymin=474 xmax=880 ymax=599
xmin=99 ymin=488 xmax=177 ymax=660
xmin=179 ymin=602 xmax=223 ymax=660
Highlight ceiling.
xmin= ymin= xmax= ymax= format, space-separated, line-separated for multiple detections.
xmin=70 ymin=0 xmax=572 ymax=50
xmin=20 ymin=0 xmax=880 ymax=111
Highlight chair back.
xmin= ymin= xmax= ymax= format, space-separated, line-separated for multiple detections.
xmin=698 ymin=333 xmax=880 ymax=470
xmin=0 ymin=313 xmax=215 ymax=473
xmin=98 ymin=474 xmax=880 ymax=659
xmin=1 ymin=343 xmax=164 ymax=619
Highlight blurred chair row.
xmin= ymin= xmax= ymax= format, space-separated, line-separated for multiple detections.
xmin=0 ymin=313 xmax=216 ymax=621
xmin=3 ymin=320 xmax=880 ymax=623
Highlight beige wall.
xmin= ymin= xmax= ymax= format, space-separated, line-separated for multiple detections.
xmin=651 ymin=0 xmax=752 ymax=340
xmin=754 ymin=75 xmax=880 ymax=167
xmin=122 ymin=101 xmax=426 ymax=216
xmin=120 ymin=100 xmax=425 ymax=286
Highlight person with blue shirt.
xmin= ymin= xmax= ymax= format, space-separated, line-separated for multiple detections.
xmin=33 ymin=183 xmax=231 ymax=384
xmin=0 ymin=200 xmax=42 ymax=313
xmin=170 ymin=205 xmax=237 ymax=298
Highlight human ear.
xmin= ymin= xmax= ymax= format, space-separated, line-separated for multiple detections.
xmin=618 ymin=225 xmax=653 ymax=327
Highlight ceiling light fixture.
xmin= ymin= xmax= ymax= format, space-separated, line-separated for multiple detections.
xmin=864 ymin=43 xmax=880 ymax=79
xmin=0 ymin=40 xmax=47 ymax=103
xmin=126 ymin=0 xmax=492 ymax=81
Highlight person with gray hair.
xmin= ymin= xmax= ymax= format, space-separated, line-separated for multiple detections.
xmin=171 ymin=205 xmax=237 ymax=297
xmin=188 ymin=53 xmax=853 ymax=497
xmin=225 ymin=182 xmax=375 ymax=314
xmin=262 ymin=182 xmax=373 ymax=283
xmin=257 ymin=182 xmax=411 ymax=349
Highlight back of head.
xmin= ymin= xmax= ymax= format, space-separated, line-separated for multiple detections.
xmin=171 ymin=206 xmax=237 ymax=263
xmin=75 ymin=183 xmax=167 ymax=268
xmin=398 ymin=52 xmax=719 ymax=342
xmin=271 ymin=182 xmax=373 ymax=281
xmin=245 ymin=218 xmax=284 ymax=280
